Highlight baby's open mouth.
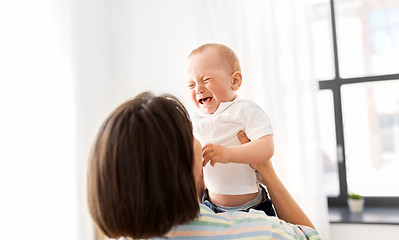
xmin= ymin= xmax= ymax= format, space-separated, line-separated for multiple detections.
xmin=199 ymin=97 xmax=212 ymax=104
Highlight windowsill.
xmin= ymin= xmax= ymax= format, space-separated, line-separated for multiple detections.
xmin=329 ymin=206 xmax=399 ymax=225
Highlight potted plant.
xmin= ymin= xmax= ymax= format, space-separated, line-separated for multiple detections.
xmin=347 ymin=193 xmax=365 ymax=214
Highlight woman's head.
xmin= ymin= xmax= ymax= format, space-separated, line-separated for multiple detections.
xmin=87 ymin=92 xmax=199 ymax=239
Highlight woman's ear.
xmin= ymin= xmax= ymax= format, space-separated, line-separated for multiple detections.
xmin=231 ymin=71 xmax=242 ymax=90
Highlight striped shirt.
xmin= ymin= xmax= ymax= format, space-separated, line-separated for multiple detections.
xmin=152 ymin=204 xmax=321 ymax=240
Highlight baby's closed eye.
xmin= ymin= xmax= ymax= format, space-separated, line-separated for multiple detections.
xmin=187 ymin=82 xmax=196 ymax=88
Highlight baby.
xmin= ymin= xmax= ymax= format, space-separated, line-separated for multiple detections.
xmin=186 ymin=43 xmax=276 ymax=215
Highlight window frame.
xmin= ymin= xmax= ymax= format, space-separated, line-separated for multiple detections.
xmin=319 ymin=0 xmax=399 ymax=208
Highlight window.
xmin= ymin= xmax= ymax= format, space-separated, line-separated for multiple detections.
xmin=311 ymin=0 xmax=399 ymax=207
xmin=342 ymin=81 xmax=399 ymax=197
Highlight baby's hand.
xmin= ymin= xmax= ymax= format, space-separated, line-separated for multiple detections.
xmin=202 ymin=144 xmax=230 ymax=166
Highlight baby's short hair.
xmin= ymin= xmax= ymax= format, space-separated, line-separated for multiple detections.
xmin=189 ymin=43 xmax=241 ymax=72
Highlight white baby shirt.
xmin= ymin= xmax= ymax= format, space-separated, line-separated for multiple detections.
xmin=192 ymin=97 xmax=273 ymax=195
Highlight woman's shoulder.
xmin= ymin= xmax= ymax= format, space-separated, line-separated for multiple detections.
xmin=164 ymin=204 xmax=321 ymax=239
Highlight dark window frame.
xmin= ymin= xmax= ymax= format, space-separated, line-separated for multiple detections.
xmin=319 ymin=0 xmax=399 ymax=208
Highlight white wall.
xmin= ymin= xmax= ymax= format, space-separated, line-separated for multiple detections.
xmin=0 ymin=1 xmax=78 ymax=239
xmin=71 ymin=0 xmax=113 ymax=239
xmin=109 ymin=0 xmax=198 ymax=110
xmin=331 ymin=224 xmax=399 ymax=240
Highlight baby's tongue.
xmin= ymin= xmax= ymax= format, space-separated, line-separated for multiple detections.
xmin=203 ymin=97 xmax=212 ymax=103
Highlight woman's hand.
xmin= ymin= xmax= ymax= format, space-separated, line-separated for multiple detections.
xmin=237 ymin=130 xmax=250 ymax=144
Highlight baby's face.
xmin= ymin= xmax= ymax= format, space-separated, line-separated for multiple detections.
xmin=186 ymin=48 xmax=236 ymax=114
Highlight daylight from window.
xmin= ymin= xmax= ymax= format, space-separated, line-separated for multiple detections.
xmin=311 ymin=0 xmax=399 ymax=197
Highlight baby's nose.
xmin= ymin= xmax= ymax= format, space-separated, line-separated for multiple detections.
xmin=195 ymin=84 xmax=205 ymax=93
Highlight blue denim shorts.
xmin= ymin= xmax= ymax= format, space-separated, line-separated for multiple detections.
xmin=202 ymin=184 xmax=276 ymax=216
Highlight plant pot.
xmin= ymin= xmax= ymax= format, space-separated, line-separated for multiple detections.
xmin=347 ymin=198 xmax=365 ymax=214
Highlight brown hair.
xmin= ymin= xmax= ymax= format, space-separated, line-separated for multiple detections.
xmin=188 ymin=43 xmax=241 ymax=72
xmin=87 ymin=92 xmax=199 ymax=239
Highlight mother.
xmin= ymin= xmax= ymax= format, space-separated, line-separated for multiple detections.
xmin=87 ymin=92 xmax=320 ymax=239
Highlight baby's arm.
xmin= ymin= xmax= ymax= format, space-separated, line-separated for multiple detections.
xmin=202 ymin=134 xmax=274 ymax=166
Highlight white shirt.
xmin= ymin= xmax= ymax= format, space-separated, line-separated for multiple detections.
xmin=192 ymin=97 xmax=273 ymax=195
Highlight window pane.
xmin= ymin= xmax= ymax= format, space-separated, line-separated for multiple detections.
xmin=317 ymin=90 xmax=340 ymax=197
xmin=335 ymin=0 xmax=399 ymax=78
xmin=342 ymin=80 xmax=399 ymax=196
xmin=310 ymin=0 xmax=335 ymax=80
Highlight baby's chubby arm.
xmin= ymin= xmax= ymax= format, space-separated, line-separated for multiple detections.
xmin=202 ymin=133 xmax=274 ymax=166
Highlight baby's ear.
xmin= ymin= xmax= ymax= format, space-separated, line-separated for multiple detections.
xmin=231 ymin=71 xmax=242 ymax=90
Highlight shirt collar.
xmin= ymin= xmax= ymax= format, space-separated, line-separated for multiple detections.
xmin=213 ymin=95 xmax=239 ymax=115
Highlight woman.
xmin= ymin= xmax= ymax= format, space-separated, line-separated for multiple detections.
xmin=87 ymin=92 xmax=321 ymax=239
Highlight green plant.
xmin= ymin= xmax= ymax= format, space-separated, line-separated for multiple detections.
xmin=348 ymin=193 xmax=363 ymax=200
